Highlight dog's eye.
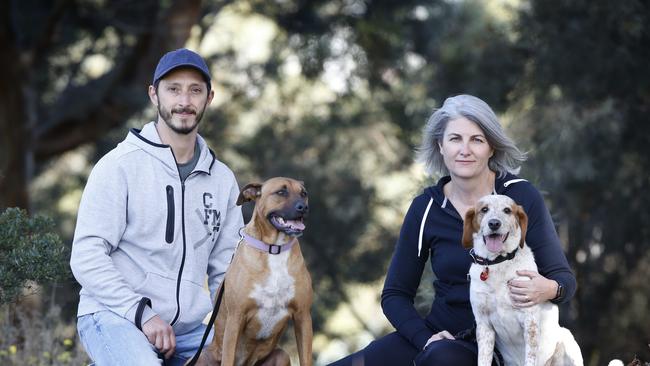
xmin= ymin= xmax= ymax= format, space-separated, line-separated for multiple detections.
xmin=480 ymin=206 xmax=489 ymax=213
xmin=300 ymin=190 xmax=307 ymax=198
xmin=275 ymin=189 xmax=288 ymax=196
xmin=503 ymin=207 xmax=512 ymax=214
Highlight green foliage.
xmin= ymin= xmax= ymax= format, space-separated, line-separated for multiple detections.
xmin=201 ymin=0 xmax=523 ymax=337
xmin=3 ymin=0 xmax=650 ymax=363
xmin=0 ymin=208 xmax=69 ymax=305
xmin=513 ymin=0 xmax=650 ymax=362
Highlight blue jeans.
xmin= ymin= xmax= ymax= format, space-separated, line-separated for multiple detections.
xmin=77 ymin=311 xmax=214 ymax=366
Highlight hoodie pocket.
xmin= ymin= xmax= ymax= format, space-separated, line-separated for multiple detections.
xmin=176 ymin=279 xmax=213 ymax=334
xmin=133 ymin=272 xmax=177 ymax=324
xmin=165 ymin=185 xmax=175 ymax=244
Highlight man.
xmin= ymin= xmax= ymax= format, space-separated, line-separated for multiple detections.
xmin=71 ymin=48 xmax=244 ymax=365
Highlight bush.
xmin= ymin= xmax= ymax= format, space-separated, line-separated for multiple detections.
xmin=0 ymin=207 xmax=70 ymax=305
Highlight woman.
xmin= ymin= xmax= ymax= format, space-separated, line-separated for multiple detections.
xmin=328 ymin=94 xmax=576 ymax=365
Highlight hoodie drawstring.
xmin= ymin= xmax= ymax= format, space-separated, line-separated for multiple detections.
xmin=418 ymin=198 xmax=434 ymax=257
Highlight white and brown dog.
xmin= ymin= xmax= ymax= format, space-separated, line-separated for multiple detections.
xmin=462 ymin=195 xmax=583 ymax=366
xmin=193 ymin=177 xmax=313 ymax=366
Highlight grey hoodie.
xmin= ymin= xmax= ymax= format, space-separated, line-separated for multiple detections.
xmin=70 ymin=122 xmax=243 ymax=335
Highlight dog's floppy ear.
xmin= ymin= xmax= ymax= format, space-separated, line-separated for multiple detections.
xmin=462 ymin=207 xmax=477 ymax=248
xmin=515 ymin=204 xmax=528 ymax=248
xmin=237 ymin=183 xmax=262 ymax=206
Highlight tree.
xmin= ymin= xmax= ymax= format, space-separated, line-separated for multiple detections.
xmin=0 ymin=0 xmax=206 ymax=209
xmin=515 ymin=0 xmax=650 ymax=362
xmin=18 ymin=0 xmax=649 ymax=362
xmin=200 ymin=0 xmax=526 ymax=337
xmin=7 ymin=0 xmax=529 ymax=345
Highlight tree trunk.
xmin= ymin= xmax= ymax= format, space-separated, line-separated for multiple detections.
xmin=0 ymin=4 xmax=28 ymax=210
xmin=0 ymin=0 xmax=204 ymax=209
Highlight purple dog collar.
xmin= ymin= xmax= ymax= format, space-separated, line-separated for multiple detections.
xmin=242 ymin=232 xmax=296 ymax=255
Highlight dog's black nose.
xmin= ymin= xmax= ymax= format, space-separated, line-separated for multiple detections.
xmin=295 ymin=200 xmax=309 ymax=214
xmin=488 ymin=219 xmax=501 ymax=231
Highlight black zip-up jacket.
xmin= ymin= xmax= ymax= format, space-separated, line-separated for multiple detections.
xmin=381 ymin=173 xmax=577 ymax=350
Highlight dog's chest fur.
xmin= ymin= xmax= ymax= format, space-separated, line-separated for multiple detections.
xmin=249 ymin=250 xmax=296 ymax=339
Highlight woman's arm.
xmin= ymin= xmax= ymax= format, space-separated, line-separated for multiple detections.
xmin=381 ymin=195 xmax=435 ymax=350
xmin=509 ymin=183 xmax=577 ymax=306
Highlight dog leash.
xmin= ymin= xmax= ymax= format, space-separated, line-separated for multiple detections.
xmin=135 ymin=297 xmax=168 ymax=365
xmin=186 ymin=230 xmax=287 ymax=364
xmin=185 ymin=280 xmax=225 ymax=366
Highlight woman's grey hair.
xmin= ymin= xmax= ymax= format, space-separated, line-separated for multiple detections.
xmin=415 ymin=94 xmax=527 ymax=178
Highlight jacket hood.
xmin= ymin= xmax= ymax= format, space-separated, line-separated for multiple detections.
xmin=423 ymin=173 xmax=526 ymax=204
xmin=417 ymin=172 xmax=527 ymax=257
xmin=124 ymin=121 xmax=216 ymax=176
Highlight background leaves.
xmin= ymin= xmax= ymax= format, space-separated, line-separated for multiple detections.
xmin=0 ymin=0 xmax=648 ymax=363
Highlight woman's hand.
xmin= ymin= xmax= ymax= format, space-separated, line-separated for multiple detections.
xmin=508 ymin=270 xmax=558 ymax=308
xmin=423 ymin=330 xmax=455 ymax=350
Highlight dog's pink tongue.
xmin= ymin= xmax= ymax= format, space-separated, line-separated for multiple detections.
xmin=485 ymin=235 xmax=504 ymax=253
xmin=287 ymin=220 xmax=305 ymax=230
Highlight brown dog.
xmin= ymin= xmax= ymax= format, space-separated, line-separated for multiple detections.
xmin=193 ymin=177 xmax=313 ymax=366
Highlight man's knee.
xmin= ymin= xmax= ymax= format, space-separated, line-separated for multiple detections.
xmin=77 ymin=312 xmax=161 ymax=365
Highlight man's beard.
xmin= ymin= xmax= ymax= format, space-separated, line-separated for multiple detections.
xmin=157 ymin=98 xmax=208 ymax=135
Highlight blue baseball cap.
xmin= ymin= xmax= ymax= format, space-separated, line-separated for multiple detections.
xmin=153 ymin=48 xmax=211 ymax=86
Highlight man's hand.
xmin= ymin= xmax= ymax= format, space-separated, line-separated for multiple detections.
xmin=142 ymin=315 xmax=176 ymax=359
